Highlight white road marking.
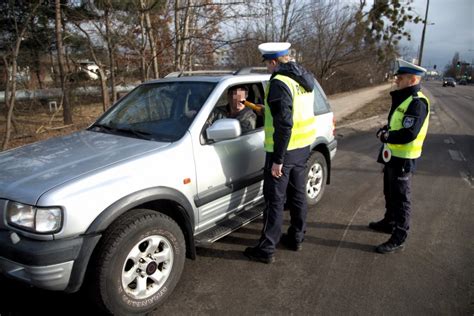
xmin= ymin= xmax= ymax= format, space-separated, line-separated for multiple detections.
xmin=459 ymin=171 xmax=474 ymax=189
xmin=444 ymin=137 xmax=455 ymax=144
xmin=448 ymin=150 xmax=466 ymax=162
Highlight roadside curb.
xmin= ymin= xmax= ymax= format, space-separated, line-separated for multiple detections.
xmin=337 ymin=115 xmax=383 ymax=129
xmin=336 ymin=114 xmax=385 ymax=137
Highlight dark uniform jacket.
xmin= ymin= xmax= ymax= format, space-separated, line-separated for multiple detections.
xmin=267 ymin=62 xmax=315 ymax=164
xmin=377 ymin=84 xmax=429 ymax=172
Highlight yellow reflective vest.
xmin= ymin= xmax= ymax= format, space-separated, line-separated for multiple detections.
xmin=264 ymin=74 xmax=316 ymax=152
xmin=387 ymin=91 xmax=430 ymax=159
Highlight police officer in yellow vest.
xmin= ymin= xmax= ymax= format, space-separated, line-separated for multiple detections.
xmin=370 ymin=59 xmax=430 ymax=254
xmin=244 ymin=42 xmax=317 ymax=264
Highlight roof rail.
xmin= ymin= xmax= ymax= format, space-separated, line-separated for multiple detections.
xmin=164 ymin=67 xmax=269 ymax=78
xmin=233 ymin=67 xmax=268 ymax=75
xmin=164 ymin=70 xmax=234 ymax=78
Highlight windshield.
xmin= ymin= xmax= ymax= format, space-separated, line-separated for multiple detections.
xmin=92 ymin=81 xmax=216 ymax=141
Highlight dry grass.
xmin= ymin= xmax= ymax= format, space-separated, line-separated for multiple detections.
xmin=0 ymin=102 xmax=104 ymax=150
xmin=337 ymin=92 xmax=391 ymax=126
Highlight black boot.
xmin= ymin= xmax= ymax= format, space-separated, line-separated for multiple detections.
xmin=375 ymin=239 xmax=405 ymax=254
xmin=369 ymin=219 xmax=395 ymax=234
xmin=280 ymin=233 xmax=302 ymax=251
xmin=244 ymin=247 xmax=275 ymax=264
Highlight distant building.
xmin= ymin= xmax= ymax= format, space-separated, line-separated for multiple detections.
xmin=214 ymin=48 xmax=231 ymax=67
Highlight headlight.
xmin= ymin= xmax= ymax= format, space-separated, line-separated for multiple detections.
xmin=6 ymin=202 xmax=62 ymax=233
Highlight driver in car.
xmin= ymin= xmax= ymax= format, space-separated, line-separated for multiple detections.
xmin=208 ymin=85 xmax=257 ymax=134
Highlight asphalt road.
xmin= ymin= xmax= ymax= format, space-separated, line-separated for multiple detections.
xmin=1 ymin=81 xmax=473 ymax=315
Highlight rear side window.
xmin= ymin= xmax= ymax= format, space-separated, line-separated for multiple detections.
xmin=313 ymin=79 xmax=331 ymax=115
xmin=262 ymin=78 xmax=330 ymax=115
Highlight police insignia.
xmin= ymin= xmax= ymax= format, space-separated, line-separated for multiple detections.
xmin=403 ymin=116 xmax=415 ymax=128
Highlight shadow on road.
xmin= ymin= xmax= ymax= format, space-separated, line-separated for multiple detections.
xmin=197 ymin=218 xmax=376 ymax=260
xmin=0 ymin=276 xmax=104 ymax=315
xmin=303 ymin=235 xmax=375 ymax=253
xmin=196 ymin=247 xmax=249 ymax=261
xmin=305 ymin=221 xmax=372 ymax=232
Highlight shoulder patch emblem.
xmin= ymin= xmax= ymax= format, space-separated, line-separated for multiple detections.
xmin=403 ymin=116 xmax=415 ymax=128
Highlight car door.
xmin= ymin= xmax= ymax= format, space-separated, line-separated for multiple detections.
xmin=193 ymin=82 xmax=265 ymax=231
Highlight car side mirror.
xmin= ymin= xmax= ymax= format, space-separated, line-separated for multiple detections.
xmin=206 ymin=119 xmax=241 ymax=141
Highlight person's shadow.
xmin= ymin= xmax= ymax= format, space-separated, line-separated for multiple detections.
xmin=197 ymin=219 xmax=375 ymax=261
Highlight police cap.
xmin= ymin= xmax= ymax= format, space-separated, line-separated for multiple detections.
xmin=258 ymin=42 xmax=291 ymax=60
xmin=396 ymin=59 xmax=427 ymax=76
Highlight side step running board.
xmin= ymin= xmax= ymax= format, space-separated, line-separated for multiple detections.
xmin=195 ymin=203 xmax=265 ymax=246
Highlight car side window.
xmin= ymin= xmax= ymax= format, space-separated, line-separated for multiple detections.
xmin=200 ymin=82 xmax=264 ymax=145
xmin=313 ymin=79 xmax=331 ymax=115
xmin=207 ymin=83 xmax=264 ymax=130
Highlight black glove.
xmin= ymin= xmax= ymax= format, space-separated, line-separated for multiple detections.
xmin=379 ymin=130 xmax=389 ymax=143
xmin=376 ymin=127 xmax=387 ymax=139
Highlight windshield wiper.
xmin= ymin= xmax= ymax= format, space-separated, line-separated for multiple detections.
xmin=89 ymin=123 xmax=114 ymax=133
xmin=113 ymin=127 xmax=154 ymax=140
xmin=90 ymin=123 xmax=153 ymax=140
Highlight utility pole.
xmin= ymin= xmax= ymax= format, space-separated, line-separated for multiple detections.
xmin=418 ymin=0 xmax=430 ymax=66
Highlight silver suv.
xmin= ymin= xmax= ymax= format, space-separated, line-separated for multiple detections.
xmin=0 ymin=69 xmax=337 ymax=315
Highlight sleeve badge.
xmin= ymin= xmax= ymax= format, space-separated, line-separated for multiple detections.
xmin=402 ymin=116 xmax=415 ymax=128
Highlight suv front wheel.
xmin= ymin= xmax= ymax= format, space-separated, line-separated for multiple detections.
xmin=306 ymin=151 xmax=327 ymax=205
xmin=89 ymin=209 xmax=185 ymax=315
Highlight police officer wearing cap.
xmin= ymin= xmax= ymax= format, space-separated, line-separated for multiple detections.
xmin=244 ymin=42 xmax=317 ymax=264
xmin=370 ymin=59 xmax=430 ymax=254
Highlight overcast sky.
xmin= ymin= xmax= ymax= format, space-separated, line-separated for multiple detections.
xmin=401 ymin=0 xmax=474 ymax=70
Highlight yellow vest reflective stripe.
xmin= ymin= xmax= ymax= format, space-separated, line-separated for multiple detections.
xmin=387 ymin=91 xmax=430 ymax=159
xmin=264 ymin=74 xmax=316 ymax=152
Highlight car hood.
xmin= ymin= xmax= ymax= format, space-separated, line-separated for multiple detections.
xmin=0 ymin=130 xmax=169 ymax=205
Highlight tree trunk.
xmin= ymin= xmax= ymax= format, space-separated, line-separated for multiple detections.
xmin=2 ymin=63 xmax=16 ymax=150
xmin=143 ymin=0 xmax=159 ymax=78
xmin=33 ymin=53 xmax=44 ymax=90
xmin=98 ymin=70 xmax=110 ymax=112
xmin=280 ymin=0 xmax=291 ymax=42
xmin=139 ymin=6 xmax=148 ymax=81
xmin=179 ymin=0 xmax=191 ymax=70
xmin=49 ymin=48 xmax=58 ymax=85
xmin=61 ymin=16 xmax=72 ymax=74
xmin=174 ymin=0 xmax=181 ymax=70
xmin=2 ymin=2 xmax=42 ymax=150
xmin=2 ymin=56 xmax=10 ymax=113
xmin=74 ymin=23 xmax=110 ymax=111
xmin=105 ymin=3 xmax=117 ymax=104
xmin=3 ymin=43 xmax=22 ymax=150
xmin=55 ymin=0 xmax=73 ymax=125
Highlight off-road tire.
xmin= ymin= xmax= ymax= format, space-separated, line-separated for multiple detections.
xmin=88 ymin=209 xmax=185 ymax=315
xmin=306 ymin=151 xmax=327 ymax=205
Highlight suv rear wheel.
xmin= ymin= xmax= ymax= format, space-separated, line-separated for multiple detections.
xmin=89 ymin=209 xmax=185 ymax=315
xmin=306 ymin=151 xmax=327 ymax=205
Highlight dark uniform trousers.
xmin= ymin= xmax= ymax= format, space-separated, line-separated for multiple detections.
xmin=383 ymin=163 xmax=412 ymax=244
xmin=258 ymin=146 xmax=310 ymax=255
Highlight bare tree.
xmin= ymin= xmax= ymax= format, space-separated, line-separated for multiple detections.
xmin=2 ymin=1 xmax=42 ymax=150
xmin=279 ymin=0 xmax=303 ymax=42
xmin=103 ymin=1 xmax=117 ymax=103
xmin=301 ymin=3 xmax=363 ymax=80
xmin=55 ymin=0 xmax=73 ymax=125
xmin=73 ymin=22 xmax=110 ymax=111
xmin=141 ymin=0 xmax=160 ymax=78
xmin=174 ymin=0 xmax=192 ymax=71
